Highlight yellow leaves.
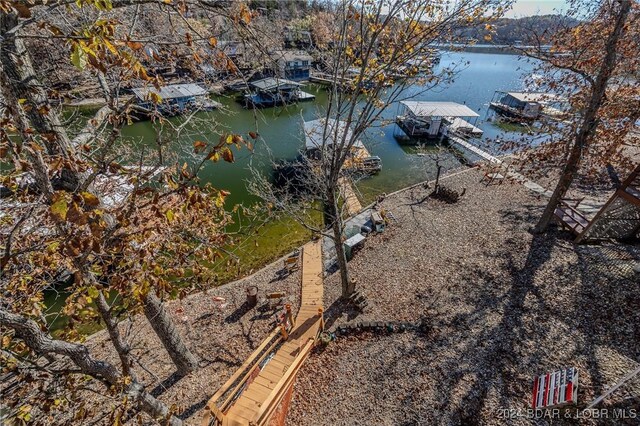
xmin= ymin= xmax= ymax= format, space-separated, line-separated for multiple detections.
xmin=71 ymin=44 xmax=88 ymax=70
xmin=208 ymin=37 xmax=218 ymax=48
xmin=74 ymin=0 xmax=112 ymax=10
xmin=180 ymin=162 xmax=190 ymax=179
xmin=345 ymin=46 xmax=354 ymax=58
xmin=80 ymin=191 xmax=100 ymax=208
xmin=148 ymin=91 xmax=162 ymax=104
xmin=208 ymin=151 xmax=220 ymax=162
xmin=16 ymin=405 xmax=32 ymax=422
xmin=94 ymin=0 xmax=112 ymax=11
xmin=50 ymin=194 xmax=69 ymax=222
xmin=165 ymin=209 xmax=175 ymax=222
xmin=214 ymin=192 xmax=225 ymax=208
xmin=103 ymin=39 xmax=118 ymax=56
xmin=87 ymin=286 xmax=99 ymax=299
xmin=484 ymin=34 xmax=492 ymax=41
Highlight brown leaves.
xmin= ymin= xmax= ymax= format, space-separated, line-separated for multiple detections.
xmin=221 ymin=148 xmax=234 ymax=163
xmin=239 ymin=4 xmax=252 ymax=25
xmin=66 ymin=202 xmax=88 ymax=226
xmin=126 ymin=41 xmax=143 ymax=51
xmin=11 ymin=2 xmax=31 ymax=18
xmin=208 ymin=37 xmax=218 ymax=48
xmin=193 ymin=140 xmax=207 ymax=154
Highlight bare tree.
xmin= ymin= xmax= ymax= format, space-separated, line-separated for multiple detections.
xmin=250 ymin=0 xmax=507 ymax=297
xmin=508 ymin=0 xmax=638 ymax=233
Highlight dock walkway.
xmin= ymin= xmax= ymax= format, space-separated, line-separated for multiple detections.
xmin=338 ymin=177 xmax=363 ymax=216
xmin=202 ymin=241 xmax=324 ymax=426
xmin=448 ymin=134 xmax=501 ymax=164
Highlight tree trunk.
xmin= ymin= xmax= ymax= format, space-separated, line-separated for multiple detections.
xmin=95 ymin=291 xmax=136 ymax=380
xmin=534 ymin=0 xmax=632 ymax=233
xmin=433 ymin=163 xmax=442 ymax=195
xmin=142 ymin=291 xmax=199 ymax=375
xmin=0 ymin=13 xmax=74 ymax=158
xmin=327 ymin=189 xmax=353 ymax=297
xmin=0 ymin=308 xmax=182 ymax=426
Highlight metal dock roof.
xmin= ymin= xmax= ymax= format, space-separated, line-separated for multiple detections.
xmin=400 ymin=101 xmax=479 ymax=118
xmin=131 ymin=83 xmax=208 ymax=101
xmin=249 ymin=77 xmax=301 ymax=91
xmin=504 ymin=92 xmax=559 ymax=103
xmin=303 ymin=118 xmax=364 ymax=150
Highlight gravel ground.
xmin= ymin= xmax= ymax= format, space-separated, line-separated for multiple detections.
xmin=84 ymin=255 xmax=303 ymax=424
xmin=287 ymin=167 xmax=640 ymax=426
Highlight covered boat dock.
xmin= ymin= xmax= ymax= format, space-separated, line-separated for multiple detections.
xmin=489 ymin=91 xmax=563 ymax=121
xmin=131 ymin=83 xmax=220 ymax=117
xmin=243 ymin=77 xmax=315 ymax=108
xmin=394 ymin=101 xmax=482 ymax=142
xmin=304 ymin=118 xmax=381 ymax=174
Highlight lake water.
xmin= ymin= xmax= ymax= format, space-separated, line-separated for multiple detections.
xmin=121 ymin=52 xmax=536 ymax=205
xmin=47 ymin=52 xmax=538 ymax=331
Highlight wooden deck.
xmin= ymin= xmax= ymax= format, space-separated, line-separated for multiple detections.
xmin=338 ymin=177 xmax=363 ymax=216
xmin=203 ymin=241 xmax=324 ymax=426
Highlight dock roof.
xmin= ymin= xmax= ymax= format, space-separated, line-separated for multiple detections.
xmin=271 ymin=50 xmax=313 ymax=62
xmin=250 ymin=77 xmax=301 ymax=91
xmin=400 ymin=101 xmax=479 ymax=118
xmin=304 ymin=118 xmax=364 ymax=150
xmin=505 ymin=92 xmax=558 ymax=103
xmin=131 ymin=83 xmax=208 ymax=101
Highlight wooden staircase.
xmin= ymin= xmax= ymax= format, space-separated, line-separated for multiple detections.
xmin=553 ymin=166 xmax=640 ymax=243
xmin=201 ymin=240 xmax=324 ymax=426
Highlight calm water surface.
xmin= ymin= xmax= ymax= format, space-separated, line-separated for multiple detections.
xmin=121 ymin=52 xmax=536 ymax=205
xmin=47 ymin=52 xmax=538 ymax=330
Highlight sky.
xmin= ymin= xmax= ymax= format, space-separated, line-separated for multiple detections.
xmin=505 ymin=0 xmax=568 ymax=17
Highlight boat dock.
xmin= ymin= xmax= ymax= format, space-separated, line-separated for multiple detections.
xmin=201 ymin=241 xmax=324 ymax=426
xmin=394 ymin=101 xmax=483 ymax=142
xmin=309 ymin=71 xmax=354 ymax=89
xmin=339 ymin=177 xmax=363 ymax=216
xmin=448 ymin=134 xmax=501 ymax=164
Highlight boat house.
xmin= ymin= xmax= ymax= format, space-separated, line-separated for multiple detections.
xmin=304 ymin=118 xmax=381 ymax=174
xmin=489 ymin=91 xmax=559 ymax=121
xmin=394 ymin=101 xmax=482 ymax=142
xmin=244 ymin=78 xmax=315 ymax=108
xmin=271 ymin=50 xmax=313 ymax=81
xmin=131 ymin=83 xmax=219 ymax=116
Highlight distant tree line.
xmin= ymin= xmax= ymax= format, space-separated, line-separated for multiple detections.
xmin=455 ymin=14 xmax=580 ymax=45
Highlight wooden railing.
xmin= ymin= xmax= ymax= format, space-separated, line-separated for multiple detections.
xmin=202 ymin=328 xmax=283 ymax=426
xmin=252 ymin=339 xmax=316 ymax=425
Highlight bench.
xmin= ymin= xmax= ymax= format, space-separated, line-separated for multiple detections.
xmin=554 ymin=200 xmax=589 ymax=235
